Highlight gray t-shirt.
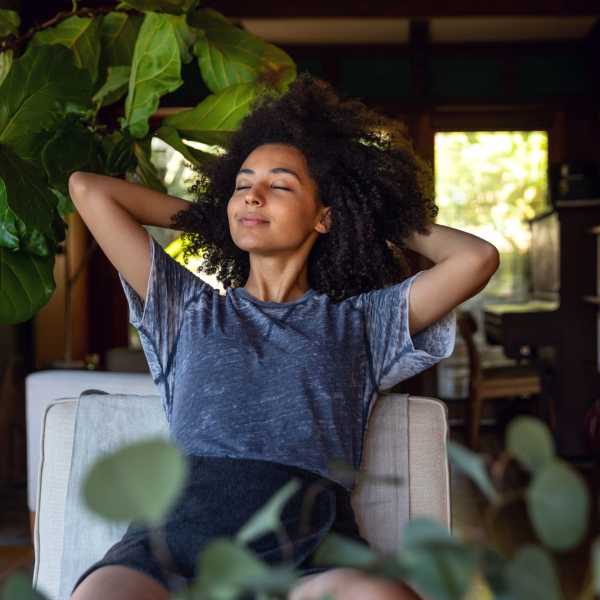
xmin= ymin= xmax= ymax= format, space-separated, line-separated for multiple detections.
xmin=119 ymin=232 xmax=456 ymax=491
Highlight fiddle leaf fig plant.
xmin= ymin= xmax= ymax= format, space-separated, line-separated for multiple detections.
xmin=3 ymin=414 xmax=598 ymax=600
xmin=0 ymin=0 xmax=296 ymax=324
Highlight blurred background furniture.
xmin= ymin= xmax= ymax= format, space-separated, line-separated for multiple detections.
xmin=483 ymin=203 xmax=600 ymax=458
xmin=31 ymin=389 xmax=451 ymax=600
xmin=0 ymin=355 xmax=27 ymax=484
xmin=457 ymin=309 xmax=556 ymax=451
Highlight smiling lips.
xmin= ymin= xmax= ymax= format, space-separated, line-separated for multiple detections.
xmin=240 ymin=216 xmax=269 ymax=226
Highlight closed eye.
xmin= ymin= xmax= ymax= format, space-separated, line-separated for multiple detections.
xmin=235 ymin=186 xmax=291 ymax=191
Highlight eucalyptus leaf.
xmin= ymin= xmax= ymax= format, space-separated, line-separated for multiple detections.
xmin=0 ymin=47 xmax=12 ymax=87
xmin=526 ymin=459 xmax=590 ymax=551
xmin=397 ymin=518 xmax=479 ymax=600
xmin=476 ymin=545 xmax=511 ymax=600
xmin=447 ymin=441 xmax=499 ymax=503
xmin=82 ymin=437 xmax=188 ymax=526
xmin=311 ymin=531 xmax=377 ymax=568
xmin=29 ymin=15 xmax=103 ymax=85
xmin=0 ymin=8 xmax=19 ymax=37
xmin=236 ymin=478 xmax=301 ymax=545
xmin=506 ymin=415 xmax=555 ymax=473
xmin=124 ymin=11 xmax=184 ymax=137
xmin=1 ymin=572 xmax=48 ymax=600
xmin=0 ymin=241 xmax=56 ymax=324
xmin=192 ymin=538 xmax=297 ymax=597
xmin=0 ymin=145 xmax=65 ymax=255
xmin=162 ymin=81 xmax=266 ymax=147
xmin=189 ymin=8 xmax=295 ymax=93
xmin=0 ymin=43 xmax=92 ymax=158
xmin=99 ymin=11 xmax=144 ymax=68
xmin=92 ymin=65 xmax=131 ymax=108
xmin=505 ymin=545 xmax=563 ymax=600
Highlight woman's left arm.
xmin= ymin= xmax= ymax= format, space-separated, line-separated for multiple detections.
xmin=403 ymin=224 xmax=500 ymax=336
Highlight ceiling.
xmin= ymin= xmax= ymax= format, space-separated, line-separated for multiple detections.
xmin=239 ymin=16 xmax=599 ymax=44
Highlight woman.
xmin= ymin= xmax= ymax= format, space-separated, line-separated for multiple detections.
xmin=68 ymin=74 xmax=499 ymax=600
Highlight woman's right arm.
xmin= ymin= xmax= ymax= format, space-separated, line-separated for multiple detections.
xmin=68 ymin=171 xmax=191 ymax=302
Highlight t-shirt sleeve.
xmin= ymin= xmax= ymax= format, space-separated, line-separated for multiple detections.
xmin=357 ymin=270 xmax=457 ymax=391
xmin=118 ymin=232 xmax=208 ymax=421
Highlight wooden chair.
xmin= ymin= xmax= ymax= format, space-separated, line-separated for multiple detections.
xmin=457 ymin=309 xmax=555 ymax=451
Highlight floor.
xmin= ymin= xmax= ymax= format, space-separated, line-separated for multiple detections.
xmin=0 ymin=420 xmax=597 ymax=598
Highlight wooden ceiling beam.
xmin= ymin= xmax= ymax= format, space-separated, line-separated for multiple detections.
xmin=211 ymin=0 xmax=599 ymax=18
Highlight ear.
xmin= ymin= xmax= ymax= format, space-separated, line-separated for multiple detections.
xmin=315 ymin=206 xmax=332 ymax=234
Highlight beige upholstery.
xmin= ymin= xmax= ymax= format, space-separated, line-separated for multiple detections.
xmin=33 ymin=392 xmax=450 ymax=600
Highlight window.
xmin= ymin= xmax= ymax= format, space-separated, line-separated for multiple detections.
xmin=433 ymin=131 xmax=549 ymax=401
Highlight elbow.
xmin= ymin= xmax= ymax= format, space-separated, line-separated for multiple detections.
xmin=482 ymin=243 xmax=501 ymax=275
xmin=68 ymin=171 xmax=96 ymax=201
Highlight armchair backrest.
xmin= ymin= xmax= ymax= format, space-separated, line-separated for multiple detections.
xmin=32 ymin=390 xmax=451 ymax=600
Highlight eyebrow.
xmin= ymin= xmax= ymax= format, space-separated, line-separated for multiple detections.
xmin=236 ymin=167 xmax=302 ymax=183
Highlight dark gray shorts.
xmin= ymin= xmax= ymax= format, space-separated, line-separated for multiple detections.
xmin=71 ymin=455 xmax=370 ymax=598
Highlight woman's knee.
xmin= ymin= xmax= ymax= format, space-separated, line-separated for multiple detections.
xmin=287 ymin=568 xmax=365 ymax=600
xmin=70 ymin=565 xmax=170 ymax=600
xmin=287 ymin=567 xmax=423 ymax=600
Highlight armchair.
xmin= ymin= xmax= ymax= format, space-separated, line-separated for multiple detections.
xmin=28 ymin=373 xmax=452 ymax=600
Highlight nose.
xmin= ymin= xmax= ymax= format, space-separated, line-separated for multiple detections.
xmin=244 ymin=188 xmax=263 ymax=206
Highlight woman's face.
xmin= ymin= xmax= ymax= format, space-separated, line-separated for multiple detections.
xmin=227 ymin=143 xmax=329 ymax=255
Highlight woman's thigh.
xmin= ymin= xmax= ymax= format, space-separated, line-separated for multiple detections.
xmin=70 ymin=565 xmax=170 ymax=600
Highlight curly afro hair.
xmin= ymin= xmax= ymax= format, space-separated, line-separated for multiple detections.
xmin=170 ymin=72 xmax=438 ymax=301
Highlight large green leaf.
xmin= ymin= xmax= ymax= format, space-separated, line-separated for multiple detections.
xmin=92 ymin=65 xmax=131 ymax=108
xmin=83 ymin=437 xmax=188 ymax=526
xmin=166 ymin=12 xmax=197 ymax=64
xmin=154 ymin=125 xmax=218 ymax=170
xmin=99 ymin=11 xmax=143 ymax=68
xmin=505 ymin=545 xmax=563 ymax=600
xmin=0 ymin=43 xmax=92 ymax=159
xmin=122 ymin=11 xmax=184 ymax=138
xmin=41 ymin=114 xmax=104 ymax=197
xmin=0 ymin=46 xmax=12 ymax=87
xmin=0 ymin=242 xmax=55 ymax=325
xmin=506 ymin=415 xmax=555 ymax=473
xmin=526 ymin=459 xmax=590 ymax=551
xmin=189 ymin=8 xmax=296 ymax=94
xmin=118 ymin=0 xmax=198 ymax=15
xmin=101 ymin=129 xmax=138 ymax=176
xmin=132 ymin=137 xmax=167 ymax=192
xmin=0 ymin=8 xmax=19 ymax=37
xmin=162 ymin=81 xmax=265 ymax=147
xmin=29 ymin=15 xmax=103 ymax=85
xmin=0 ymin=145 xmax=65 ymax=255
